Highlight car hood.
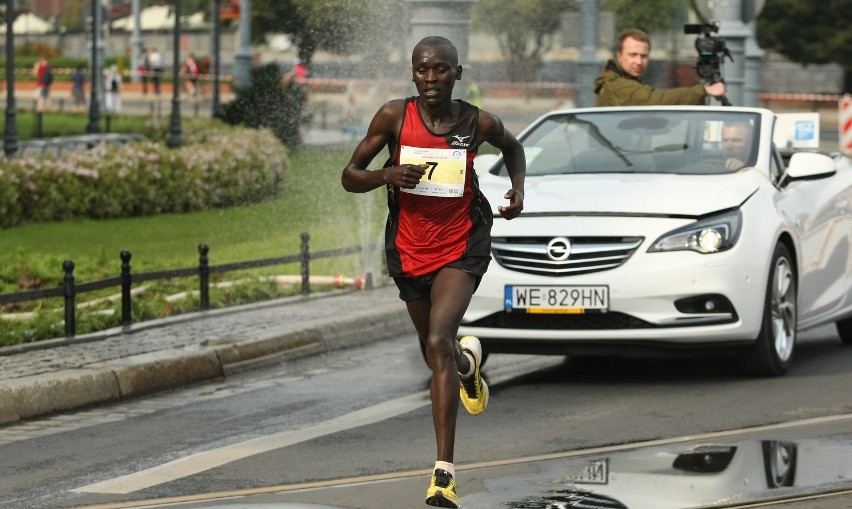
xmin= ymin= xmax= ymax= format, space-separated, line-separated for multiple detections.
xmin=479 ymin=170 xmax=762 ymax=216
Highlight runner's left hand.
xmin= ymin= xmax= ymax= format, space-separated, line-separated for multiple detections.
xmin=498 ymin=189 xmax=523 ymax=219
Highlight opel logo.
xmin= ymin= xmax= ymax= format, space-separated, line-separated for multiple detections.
xmin=547 ymin=237 xmax=572 ymax=261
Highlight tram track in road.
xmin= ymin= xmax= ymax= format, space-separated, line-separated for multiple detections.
xmin=706 ymin=487 xmax=852 ymax=508
xmin=68 ymin=412 xmax=852 ymax=509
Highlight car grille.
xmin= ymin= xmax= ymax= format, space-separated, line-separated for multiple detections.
xmin=492 ymin=236 xmax=643 ymax=277
xmin=465 ymin=311 xmax=654 ymax=330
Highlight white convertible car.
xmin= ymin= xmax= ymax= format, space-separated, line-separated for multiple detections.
xmin=460 ymin=106 xmax=852 ymax=376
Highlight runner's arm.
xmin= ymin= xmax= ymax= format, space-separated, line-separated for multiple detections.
xmin=479 ymin=111 xmax=525 ymax=219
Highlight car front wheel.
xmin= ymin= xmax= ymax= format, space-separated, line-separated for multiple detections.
xmin=737 ymin=243 xmax=797 ymax=376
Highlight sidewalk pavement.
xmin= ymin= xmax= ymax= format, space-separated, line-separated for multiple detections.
xmin=0 ymin=284 xmax=413 ymax=426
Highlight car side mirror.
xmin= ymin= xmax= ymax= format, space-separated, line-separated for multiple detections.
xmin=786 ymin=152 xmax=836 ymax=180
xmin=473 ymin=153 xmax=500 ymax=177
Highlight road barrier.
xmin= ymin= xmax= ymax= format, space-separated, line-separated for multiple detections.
xmin=0 ymin=233 xmax=381 ymax=338
xmin=841 ymin=94 xmax=852 ymax=156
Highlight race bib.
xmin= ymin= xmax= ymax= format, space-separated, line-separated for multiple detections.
xmin=399 ymin=146 xmax=466 ymax=198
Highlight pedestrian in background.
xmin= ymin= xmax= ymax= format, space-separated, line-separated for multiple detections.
xmin=33 ymin=56 xmax=53 ymax=111
xmin=180 ymin=53 xmax=200 ymax=96
xmin=466 ymin=68 xmax=483 ymax=108
xmin=71 ymin=65 xmax=86 ymax=112
xmin=104 ymin=64 xmax=122 ymax=114
xmin=148 ymin=47 xmax=163 ymax=95
xmin=284 ymin=57 xmax=310 ymax=86
xmin=138 ymin=48 xmax=150 ymax=95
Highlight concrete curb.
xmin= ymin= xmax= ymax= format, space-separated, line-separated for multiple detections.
xmin=0 ymin=306 xmax=413 ymax=426
xmin=0 ymin=367 xmax=120 ymax=423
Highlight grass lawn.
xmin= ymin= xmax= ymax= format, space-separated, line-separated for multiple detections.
xmin=3 ymin=109 xmax=151 ymax=140
xmin=0 ymin=144 xmax=388 ymax=288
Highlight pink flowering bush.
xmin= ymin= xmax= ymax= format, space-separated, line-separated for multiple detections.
xmin=0 ymin=170 xmax=22 ymax=224
xmin=0 ymin=123 xmax=288 ymax=228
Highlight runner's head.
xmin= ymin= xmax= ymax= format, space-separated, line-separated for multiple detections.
xmin=411 ymin=36 xmax=462 ymax=106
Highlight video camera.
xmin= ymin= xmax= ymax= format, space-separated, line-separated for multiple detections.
xmin=684 ymin=22 xmax=732 ymax=105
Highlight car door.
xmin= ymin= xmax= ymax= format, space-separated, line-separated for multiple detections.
xmin=774 ymin=147 xmax=852 ymax=322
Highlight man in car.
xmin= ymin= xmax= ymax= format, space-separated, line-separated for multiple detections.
xmin=594 ymin=28 xmax=727 ymax=106
xmin=721 ymin=121 xmax=753 ymax=170
xmin=341 ymin=36 xmax=525 ymax=508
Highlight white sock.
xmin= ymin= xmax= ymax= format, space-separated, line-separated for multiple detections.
xmin=459 ymin=351 xmax=475 ymax=378
xmin=435 ymin=461 xmax=455 ymax=476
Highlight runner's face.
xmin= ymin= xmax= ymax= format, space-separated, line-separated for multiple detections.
xmin=411 ymin=45 xmax=459 ymax=106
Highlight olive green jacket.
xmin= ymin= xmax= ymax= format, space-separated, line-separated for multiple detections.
xmin=593 ymin=60 xmax=707 ymax=107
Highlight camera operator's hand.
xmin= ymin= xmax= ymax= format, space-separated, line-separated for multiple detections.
xmin=704 ymin=81 xmax=726 ymax=98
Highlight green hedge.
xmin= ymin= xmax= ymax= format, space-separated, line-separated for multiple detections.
xmin=0 ymin=123 xmax=289 ymax=228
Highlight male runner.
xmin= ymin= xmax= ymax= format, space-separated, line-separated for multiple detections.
xmin=341 ymin=36 xmax=526 ymax=507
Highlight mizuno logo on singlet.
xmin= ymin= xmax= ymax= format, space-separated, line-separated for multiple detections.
xmin=450 ymin=134 xmax=472 ymax=147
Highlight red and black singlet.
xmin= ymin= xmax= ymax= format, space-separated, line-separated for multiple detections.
xmin=384 ymin=97 xmax=492 ymax=278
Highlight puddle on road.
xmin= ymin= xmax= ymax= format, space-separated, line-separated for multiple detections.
xmin=467 ymin=433 xmax=852 ymax=509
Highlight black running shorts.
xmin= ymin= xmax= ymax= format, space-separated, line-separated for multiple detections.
xmin=392 ymin=256 xmax=489 ymax=302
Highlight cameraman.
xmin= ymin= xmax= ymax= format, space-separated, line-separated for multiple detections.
xmin=594 ymin=28 xmax=726 ymax=107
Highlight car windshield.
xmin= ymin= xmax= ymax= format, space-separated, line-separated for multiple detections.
xmin=492 ymin=110 xmax=760 ymax=177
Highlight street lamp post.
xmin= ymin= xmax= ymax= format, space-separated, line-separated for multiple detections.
xmin=4 ymin=0 xmax=19 ymax=158
xmin=167 ymin=0 xmax=183 ymax=147
xmin=233 ymin=0 xmax=252 ymax=90
xmin=86 ymin=0 xmax=102 ymax=133
xmin=575 ymin=0 xmax=600 ymax=108
xmin=130 ymin=0 xmax=142 ymax=83
xmin=211 ymin=0 xmax=221 ymax=116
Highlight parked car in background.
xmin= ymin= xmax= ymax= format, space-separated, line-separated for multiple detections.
xmin=461 ymin=106 xmax=852 ymax=376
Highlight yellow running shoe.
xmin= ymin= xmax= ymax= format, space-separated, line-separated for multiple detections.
xmin=425 ymin=468 xmax=460 ymax=508
xmin=459 ymin=336 xmax=488 ymax=416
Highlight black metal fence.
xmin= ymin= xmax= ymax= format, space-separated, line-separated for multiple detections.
xmin=0 ymin=233 xmax=379 ymax=338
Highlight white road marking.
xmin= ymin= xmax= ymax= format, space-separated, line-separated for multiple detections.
xmin=72 ymin=392 xmax=431 ymax=494
xmin=72 ymin=356 xmax=559 ymax=495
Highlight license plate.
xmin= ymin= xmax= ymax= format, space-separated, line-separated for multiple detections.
xmin=505 ymin=285 xmax=609 ymax=313
xmin=566 ymin=458 xmax=609 ymax=484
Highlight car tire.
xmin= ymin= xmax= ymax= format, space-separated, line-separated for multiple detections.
xmin=418 ymin=340 xmax=490 ymax=368
xmin=836 ymin=317 xmax=852 ymax=345
xmin=762 ymin=440 xmax=797 ymax=488
xmin=737 ymin=243 xmax=797 ymax=377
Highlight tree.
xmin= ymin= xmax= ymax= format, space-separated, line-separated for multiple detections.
xmin=218 ymin=63 xmax=310 ymax=148
xmin=757 ymin=0 xmax=852 ymax=93
xmin=601 ymin=0 xmax=684 ymax=35
xmin=472 ymin=0 xmax=575 ymax=82
xmin=251 ymin=0 xmax=400 ymax=67
xmin=60 ymin=0 xmax=88 ymax=32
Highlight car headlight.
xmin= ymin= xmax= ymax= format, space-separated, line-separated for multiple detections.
xmin=649 ymin=209 xmax=742 ymax=254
